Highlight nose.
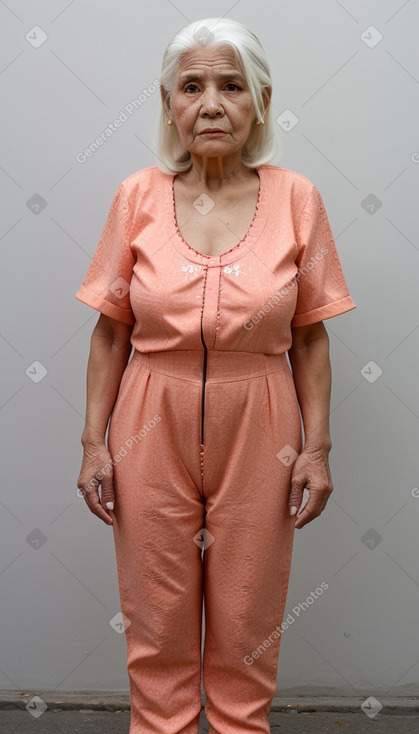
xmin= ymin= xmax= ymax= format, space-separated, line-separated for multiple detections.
xmin=199 ymin=85 xmax=224 ymax=116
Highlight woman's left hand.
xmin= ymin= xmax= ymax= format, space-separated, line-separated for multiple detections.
xmin=288 ymin=446 xmax=333 ymax=529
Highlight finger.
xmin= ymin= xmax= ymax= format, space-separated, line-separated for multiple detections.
xmin=90 ymin=492 xmax=114 ymax=525
xmin=288 ymin=478 xmax=306 ymax=516
xmin=100 ymin=469 xmax=115 ymax=511
xmin=82 ymin=480 xmax=113 ymax=526
xmin=294 ymin=498 xmax=323 ymax=529
xmin=79 ymin=477 xmax=98 ymax=503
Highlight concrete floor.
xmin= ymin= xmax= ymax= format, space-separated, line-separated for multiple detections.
xmin=1 ymin=692 xmax=418 ymax=733
xmin=1 ymin=708 xmax=419 ymax=733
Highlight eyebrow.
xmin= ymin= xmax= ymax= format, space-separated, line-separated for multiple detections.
xmin=179 ymin=71 xmax=245 ymax=83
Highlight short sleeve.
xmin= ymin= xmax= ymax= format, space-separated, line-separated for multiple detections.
xmin=290 ymin=184 xmax=356 ymax=327
xmin=74 ymin=182 xmax=135 ymax=325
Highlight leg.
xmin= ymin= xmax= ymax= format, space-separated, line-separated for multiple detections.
xmin=108 ymin=357 xmax=205 ymax=733
xmin=201 ymin=366 xmax=302 ymax=733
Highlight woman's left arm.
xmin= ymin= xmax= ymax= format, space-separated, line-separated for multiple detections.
xmin=287 ymin=321 xmax=334 ymax=530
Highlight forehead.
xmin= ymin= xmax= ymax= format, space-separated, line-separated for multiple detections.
xmin=176 ymin=44 xmax=243 ymax=77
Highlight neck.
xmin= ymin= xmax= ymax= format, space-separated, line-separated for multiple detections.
xmin=184 ymin=154 xmax=253 ymax=190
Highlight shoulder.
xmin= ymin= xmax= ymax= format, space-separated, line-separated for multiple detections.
xmin=116 ymin=166 xmax=170 ymax=217
xmin=259 ymin=164 xmax=319 ymax=219
xmin=120 ymin=165 xmax=169 ymax=193
xmin=260 ymin=164 xmax=315 ymax=195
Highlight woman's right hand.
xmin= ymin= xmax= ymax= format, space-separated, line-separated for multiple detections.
xmin=77 ymin=441 xmax=115 ymax=525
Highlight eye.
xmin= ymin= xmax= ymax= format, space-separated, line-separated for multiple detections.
xmin=184 ymin=82 xmax=242 ymax=93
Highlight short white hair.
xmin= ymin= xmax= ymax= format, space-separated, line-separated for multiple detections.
xmin=154 ymin=17 xmax=283 ymax=173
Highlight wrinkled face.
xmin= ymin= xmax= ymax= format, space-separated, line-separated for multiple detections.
xmin=163 ymin=44 xmax=258 ymax=159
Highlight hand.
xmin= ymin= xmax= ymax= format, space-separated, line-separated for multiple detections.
xmin=77 ymin=442 xmax=115 ymax=525
xmin=288 ymin=446 xmax=333 ymax=529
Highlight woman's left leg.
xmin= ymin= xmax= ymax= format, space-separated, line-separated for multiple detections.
xmin=201 ymin=361 xmax=302 ymax=734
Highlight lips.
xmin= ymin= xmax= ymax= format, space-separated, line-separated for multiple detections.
xmin=199 ymin=129 xmax=226 ymax=134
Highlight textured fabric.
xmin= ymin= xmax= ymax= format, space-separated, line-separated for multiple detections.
xmin=107 ymin=349 xmax=301 ymax=734
xmin=74 ymin=164 xmax=356 ymax=342
xmin=74 ymin=164 xmax=356 ymax=733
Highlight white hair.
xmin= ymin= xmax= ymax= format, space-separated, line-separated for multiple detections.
xmin=154 ymin=17 xmax=283 ymax=173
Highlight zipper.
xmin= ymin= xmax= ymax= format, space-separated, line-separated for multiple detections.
xmin=200 ymin=318 xmax=208 ymax=445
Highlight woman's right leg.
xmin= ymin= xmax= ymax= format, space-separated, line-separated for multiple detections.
xmin=108 ymin=356 xmax=205 ymax=733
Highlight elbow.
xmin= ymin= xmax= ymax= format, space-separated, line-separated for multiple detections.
xmin=289 ymin=320 xmax=329 ymax=353
xmin=91 ymin=313 xmax=133 ymax=351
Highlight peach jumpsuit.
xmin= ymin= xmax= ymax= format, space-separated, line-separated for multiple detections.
xmin=75 ymin=164 xmax=356 ymax=734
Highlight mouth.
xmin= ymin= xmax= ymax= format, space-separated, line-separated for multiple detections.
xmin=198 ymin=129 xmax=227 ymax=135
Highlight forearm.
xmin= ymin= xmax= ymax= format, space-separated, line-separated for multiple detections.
xmin=288 ymin=332 xmax=332 ymax=452
xmin=81 ymin=331 xmax=132 ymax=446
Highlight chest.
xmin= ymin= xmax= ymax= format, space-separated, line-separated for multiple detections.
xmin=173 ymin=177 xmax=261 ymax=257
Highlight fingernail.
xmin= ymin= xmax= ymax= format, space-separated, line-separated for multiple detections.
xmin=106 ymin=502 xmax=114 ymax=510
xmin=290 ymin=506 xmax=298 ymax=516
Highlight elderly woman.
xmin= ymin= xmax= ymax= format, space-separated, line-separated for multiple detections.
xmin=75 ymin=16 xmax=356 ymax=734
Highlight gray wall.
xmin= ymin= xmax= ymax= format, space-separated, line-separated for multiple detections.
xmin=1 ymin=0 xmax=418 ymax=702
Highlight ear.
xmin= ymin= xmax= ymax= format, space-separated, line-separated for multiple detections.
xmin=261 ymin=85 xmax=272 ymax=115
xmin=160 ymin=85 xmax=171 ymax=116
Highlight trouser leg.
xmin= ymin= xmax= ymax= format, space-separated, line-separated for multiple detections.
xmin=112 ymin=488 xmax=205 ymax=733
xmin=201 ymin=368 xmax=301 ymax=733
xmin=108 ymin=358 xmax=205 ymax=733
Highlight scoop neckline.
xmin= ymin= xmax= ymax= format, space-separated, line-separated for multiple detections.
xmin=167 ymin=164 xmax=266 ymax=266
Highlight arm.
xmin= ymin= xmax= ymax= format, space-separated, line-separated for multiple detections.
xmin=77 ymin=313 xmax=133 ymax=525
xmin=287 ymin=321 xmax=334 ymax=529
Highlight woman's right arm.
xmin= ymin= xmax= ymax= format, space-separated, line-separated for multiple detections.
xmin=77 ymin=313 xmax=133 ymax=525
